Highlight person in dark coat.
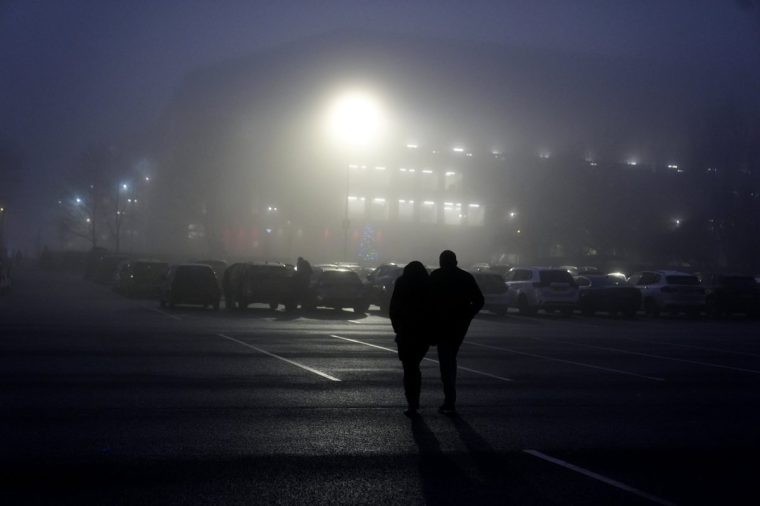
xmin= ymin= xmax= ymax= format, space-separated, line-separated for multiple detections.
xmin=429 ymin=250 xmax=484 ymax=414
xmin=389 ymin=261 xmax=431 ymax=416
xmin=293 ymin=256 xmax=313 ymax=308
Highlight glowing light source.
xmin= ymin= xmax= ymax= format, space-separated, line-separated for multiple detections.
xmin=453 ymin=147 xmax=465 ymax=153
xmin=325 ymin=90 xmax=387 ymax=149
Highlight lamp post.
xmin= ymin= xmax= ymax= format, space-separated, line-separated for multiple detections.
xmin=325 ymin=89 xmax=388 ymax=261
xmin=115 ymin=183 xmax=128 ymax=253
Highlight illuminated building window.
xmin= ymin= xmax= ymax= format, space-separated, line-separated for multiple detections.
xmin=420 ymin=169 xmax=437 ymax=192
xmin=371 ymin=166 xmax=390 ymax=189
xmin=444 ymin=171 xmax=462 ymax=192
xmin=420 ymin=201 xmax=437 ymax=224
xmin=467 ymin=203 xmax=485 ymax=226
xmin=398 ymin=199 xmax=414 ymax=222
xmin=443 ymin=202 xmax=463 ymax=225
xmin=347 ymin=196 xmax=365 ymax=220
xmin=370 ymin=197 xmax=388 ymax=221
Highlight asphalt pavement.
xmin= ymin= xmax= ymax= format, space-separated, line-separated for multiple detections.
xmin=1 ymin=266 xmax=759 ymax=505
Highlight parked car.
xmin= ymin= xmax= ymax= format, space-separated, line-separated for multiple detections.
xmin=193 ymin=259 xmax=228 ymax=280
xmin=471 ymin=271 xmax=509 ymax=316
xmin=628 ymin=270 xmax=705 ymax=317
xmin=700 ymin=273 xmax=760 ymax=317
xmin=303 ymin=268 xmax=369 ymax=313
xmin=365 ymin=263 xmax=404 ymax=312
xmin=160 ymin=264 xmax=221 ymax=310
xmin=113 ymin=259 xmax=169 ymax=297
xmin=574 ymin=274 xmax=642 ymax=317
xmin=223 ymin=262 xmax=294 ymax=310
xmin=504 ymin=267 xmax=578 ymax=315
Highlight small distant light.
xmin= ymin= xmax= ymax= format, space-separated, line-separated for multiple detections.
xmin=444 ymin=202 xmax=454 ymax=207
xmin=86 ymin=218 xmax=91 ymax=223
xmin=373 ymin=198 xmax=386 ymax=203
xmin=89 ymin=184 xmax=95 ymax=189
xmin=375 ymin=166 xmax=386 ymax=171
xmin=667 ymin=164 xmax=679 ymax=170
xmin=399 ymin=168 xmax=407 ymax=172
xmin=58 ymin=200 xmax=62 ymax=205
xmin=453 ymin=147 xmax=465 ymax=153
xmin=423 ymin=201 xmax=435 ymax=206
xmin=265 ymin=228 xmax=272 ymax=234
xmin=466 ymin=153 xmax=473 ymax=157
xmin=408 ymin=169 xmax=416 ymax=173
xmin=122 ymin=184 xmax=128 ymax=190
xmin=134 ymin=199 xmax=138 ymax=204
xmin=406 ymin=143 xmax=418 ymax=149
xmin=509 ymin=211 xmax=517 ymax=218
xmin=516 ymin=229 xmax=521 ymax=234
xmin=422 ymin=169 xmax=434 ymax=174
xmin=144 ymin=176 xmax=151 ymax=182
xmin=491 ymin=150 xmax=501 ymax=156
xmin=75 ymin=197 xmax=82 ymax=204
xmin=539 ymin=152 xmax=551 ymax=159
xmin=627 ymin=160 xmax=638 ymax=166
xmin=469 ymin=203 xmax=480 ymax=208
xmin=398 ymin=199 xmax=406 ymax=203
xmin=348 ymin=196 xmax=357 ymax=201
xmin=445 ymin=171 xmax=456 ymax=176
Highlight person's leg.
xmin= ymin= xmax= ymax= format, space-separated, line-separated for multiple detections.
xmin=402 ymin=359 xmax=421 ymax=410
xmin=437 ymin=338 xmax=461 ymax=410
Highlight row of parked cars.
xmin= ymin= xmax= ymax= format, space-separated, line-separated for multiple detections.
xmin=85 ymin=251 xmax=760 ymax=318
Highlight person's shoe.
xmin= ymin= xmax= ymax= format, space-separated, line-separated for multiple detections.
xmin=438 ymin=404 xmax=457 ymax=415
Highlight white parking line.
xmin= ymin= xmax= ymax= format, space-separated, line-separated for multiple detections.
xmin=146 ymin=306 xmax=183 ymax=321
xmin=330 ymin=334 xmax=514 ymax=382
xmin=217 ymin=333 xmax=341 ymax=382
xmin=528 ymin=336 xmax=760 ymax=375
xmin=614 ymin=334 xmax=760 ymax=359
xmin=467 ymin=341 xmax=665 ymax=382
xmin=523 ymin=449 xmax=677 ymax=506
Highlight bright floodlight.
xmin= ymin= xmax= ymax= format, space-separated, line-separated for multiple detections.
xmin=326 ymin=90 xmax=387 ymax=149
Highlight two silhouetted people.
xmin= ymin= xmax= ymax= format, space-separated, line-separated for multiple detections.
xmin=390 ymin=250 xmax=484 ymax=416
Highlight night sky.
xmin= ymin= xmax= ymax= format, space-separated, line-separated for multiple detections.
xmin=1 ymin=0 xmax=759 ymax=250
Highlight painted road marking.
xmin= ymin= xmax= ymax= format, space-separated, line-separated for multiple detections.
xmin=217 ymin=333 xmax=341 ymax=382
xmin=467 ymin=341 xmax=665 ymax=382
xmin=527 ymin=336 xmax=760 ymax=375
xmin=330 ymin=334 xmax=514 ymax=382
xmin=523 ymin=450 xmax=677 ymax=506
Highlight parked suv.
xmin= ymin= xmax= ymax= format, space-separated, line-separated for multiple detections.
xmin=160 ymin=264 xmax=221 ymax=310
xmin=304 ymin=268 xmax=369 ymax=313
xmin=471 ymin=270 xmax=509 ymax=316
xmin=628 ymin=270 xmax=705 ymax=317
xmin=223 ymin=262 xmax=294 ymax=310
xmin=504 ymin=267 xmax=578 ymax=315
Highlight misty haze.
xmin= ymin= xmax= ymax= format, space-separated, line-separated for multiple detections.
xmin=1 ymin=2 xmax=760 ymax=505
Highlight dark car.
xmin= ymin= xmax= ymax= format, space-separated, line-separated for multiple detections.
xmin=160 ymin=264 xmax=221 ymax=310
xmin=304 ymin=268 xmax=369 ymax=313
xmin=701 ymin=273 xmax=760 ymax=317
xmin=472 ymin=271 xmax=509 ymax=316
xmin=223 ymin=262 xmax=294 ymax=310
xmin=113 ymin=259 xmax=169 ymax=297
xmin=365 ymin=263 xmax=404 ymax=313
xmin=575 ymin=274 xmax=642 ymax=317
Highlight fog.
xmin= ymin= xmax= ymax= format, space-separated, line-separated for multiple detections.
xmin=2 ymin=2 xmax=760 ymax=271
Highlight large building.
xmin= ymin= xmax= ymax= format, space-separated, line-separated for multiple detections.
xmin=148 ymin=32 xmax=759 ymax=269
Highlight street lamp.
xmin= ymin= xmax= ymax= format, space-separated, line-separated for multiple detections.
xmin=325 ymin=89 xmax=388 ymax=260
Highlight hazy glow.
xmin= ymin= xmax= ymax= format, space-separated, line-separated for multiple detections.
xmin=325 ymin=90 xmax=387 ymax=149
